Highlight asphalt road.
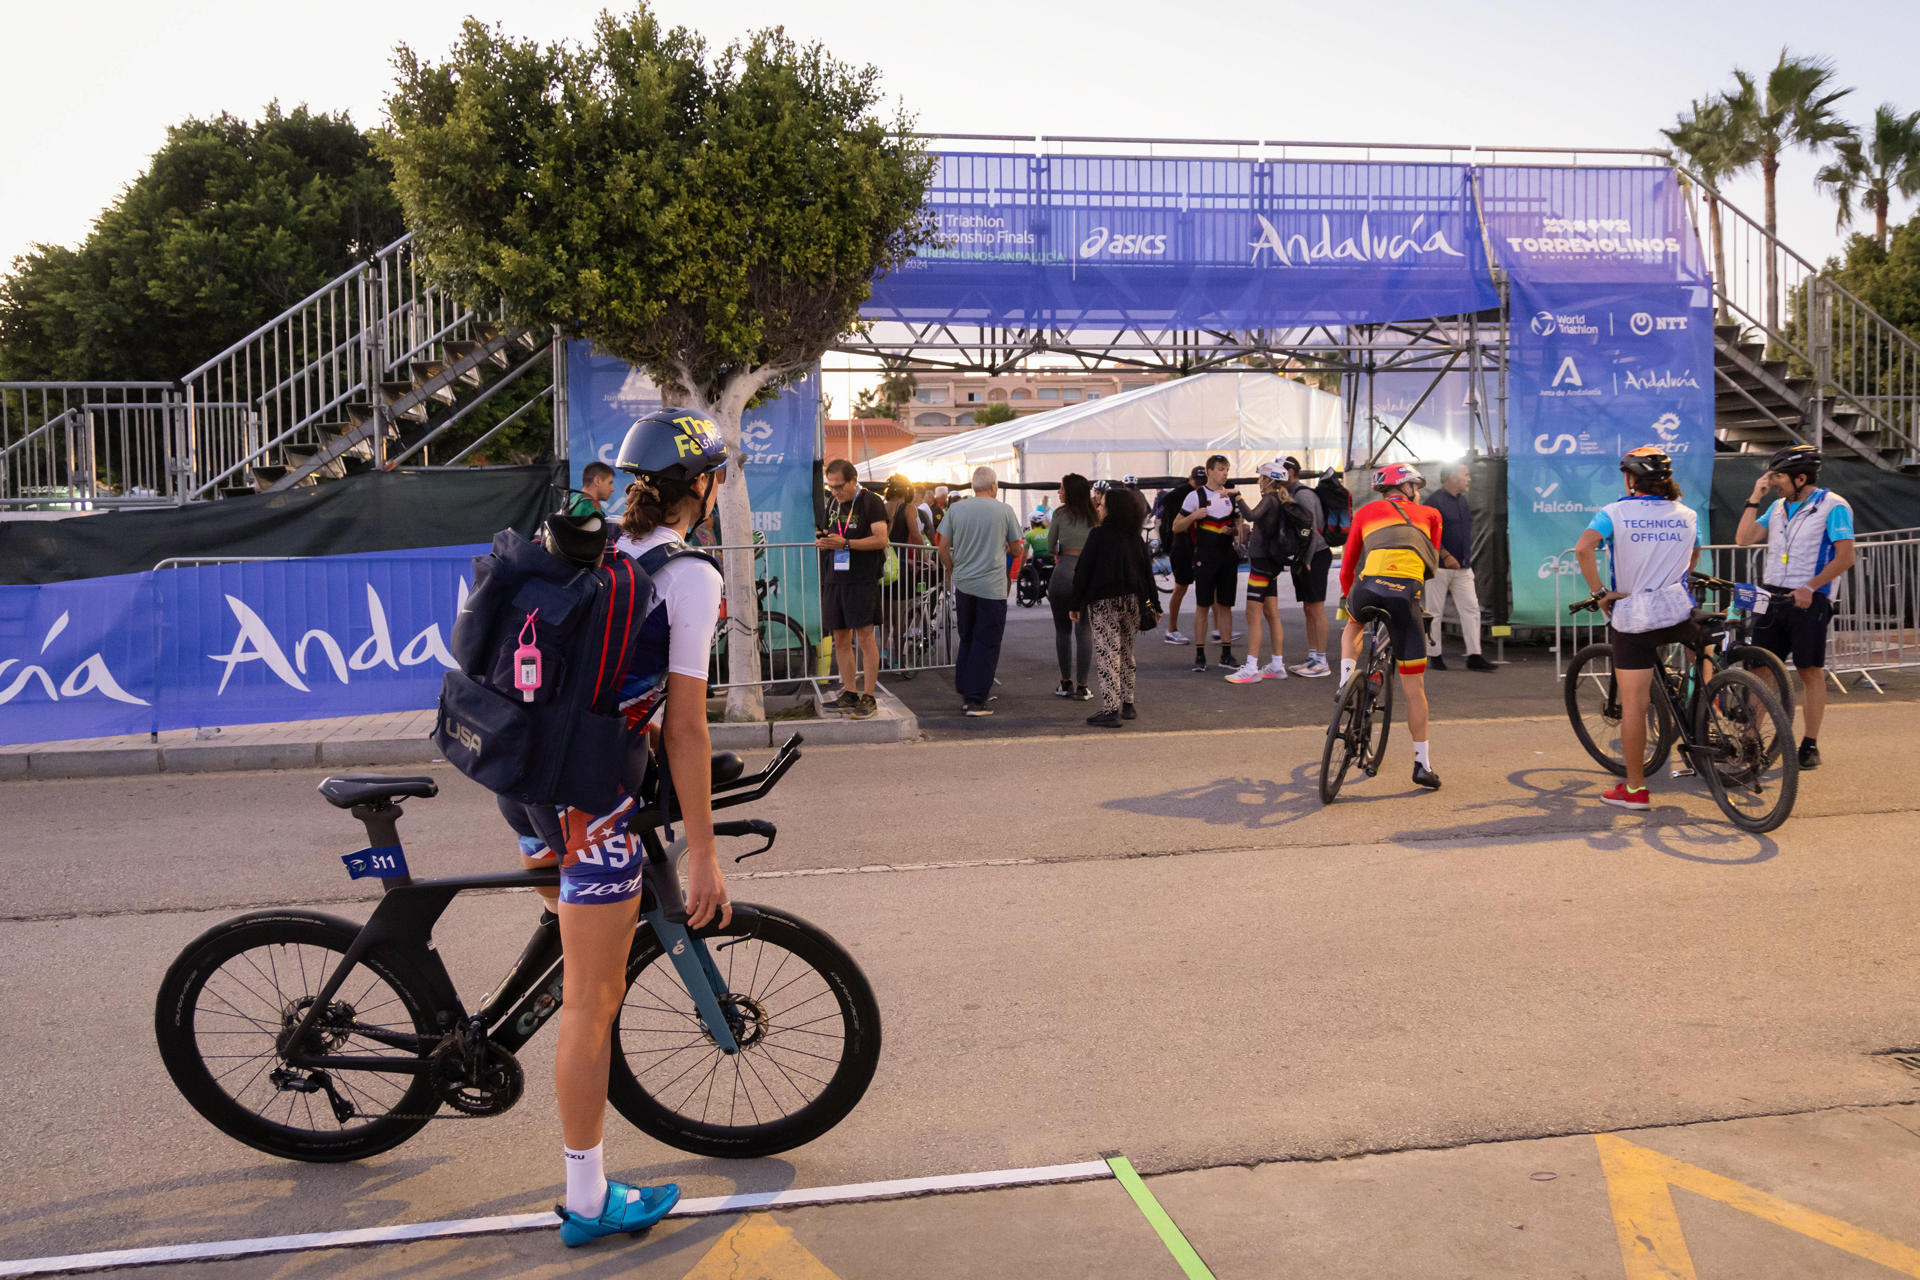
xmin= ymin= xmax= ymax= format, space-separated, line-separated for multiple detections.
xmin=2 ymin=702 xmax=1917 ymax=1274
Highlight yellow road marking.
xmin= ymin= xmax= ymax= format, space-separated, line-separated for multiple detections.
xmin=680 ymin=1212 xmax=842 ymax=1280
xmin=1596 ymin=1133 xmax=1920 ymax=1279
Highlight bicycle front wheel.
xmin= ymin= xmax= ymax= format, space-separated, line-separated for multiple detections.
xmin=1722 ymin=643 xmax=1796 ymax=730
xmin=154 ymin=912 xmax=441 ymax=1162
xmin=1320 ymin=677 xmax=1366 ymax=804
xmin=609 ymin=905 xmax=882 ymax=1158
xmin=1563 ymin=643 xmax=1672 ymax=776
xmin=1695 ymin=668 xmax=1798 ymax=833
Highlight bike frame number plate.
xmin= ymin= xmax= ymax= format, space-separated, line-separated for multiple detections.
xmin=342 ymin=845 xmax=409 ymax=880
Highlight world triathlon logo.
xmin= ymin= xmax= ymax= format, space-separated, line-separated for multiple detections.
xmin=1530 ymin=311 xmax=1557 ymax=337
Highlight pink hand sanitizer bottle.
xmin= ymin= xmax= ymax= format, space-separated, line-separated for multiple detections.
xmin=513 ymin=611 xmax=542 ymax=702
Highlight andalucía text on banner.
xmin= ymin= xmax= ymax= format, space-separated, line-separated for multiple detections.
xmin=1484 ymin=167 xmax=1715 ymax=624
xmin=866 ymin=155 xmax=1499 ymax=330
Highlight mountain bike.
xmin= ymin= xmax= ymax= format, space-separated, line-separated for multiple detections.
xmin=1564 ymin=583 xmax=1797 ymax=832
xmin=1319 ymin=605 xmax=1395 ymax=804
xmin=154 ymin=734 xmax=882 ymax=1162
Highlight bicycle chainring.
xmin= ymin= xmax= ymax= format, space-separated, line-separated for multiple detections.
xmin=429 ymin=1037 xmax=525 ymax=1116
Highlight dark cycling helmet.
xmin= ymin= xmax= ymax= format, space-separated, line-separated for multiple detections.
xmin=1767 ymin=443 xmax=1823 ymax=478
xmin=1372 ymin=462 xmax=1425 ymax=492
xmin=1620 ymin=445 xmax=1673 ymax=482
xmin=615 ymin=408 xmax=728 ymax=483
xmin=541 ymin=511 xmax=608 ymax=568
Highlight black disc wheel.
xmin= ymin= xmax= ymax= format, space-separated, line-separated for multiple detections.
xmin=609 ymin=905 xmax=881 ymax=1158
xmin=154 ymin=912 xmax=441 ymax=1162
xmin=1694 ymin=668 xmax=1798 ymax=833
xmin=1563 ymin=642 xmax=1673 ymax=777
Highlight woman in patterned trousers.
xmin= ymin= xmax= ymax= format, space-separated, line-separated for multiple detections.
xmin=1069 ymin=484 xmax=1160 ymax=727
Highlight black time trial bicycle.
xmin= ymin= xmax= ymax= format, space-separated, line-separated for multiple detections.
xmin=1564 ymin=578 xmax=1798 ymax=832
xmin=154 ymin=733 xmax=882 ymax=1163
xmin=1318 ymin=605 xmax=1396 ymax=805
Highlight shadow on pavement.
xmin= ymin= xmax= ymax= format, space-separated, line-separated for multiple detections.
xmin=1102 ymin=761 xmax=1408 ymax=830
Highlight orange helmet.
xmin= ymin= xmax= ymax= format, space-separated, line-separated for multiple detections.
xmin=1372 ymin=463 xmax=1425 ymax=492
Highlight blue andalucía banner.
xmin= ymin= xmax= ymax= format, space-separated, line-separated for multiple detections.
xmin=1482 ymin=168 xmax=1715 ymax=624
xmin=866 ymin=155 xmax=1500 ymax=328
xmin=0 ymin=548 xmax=481 ymax=746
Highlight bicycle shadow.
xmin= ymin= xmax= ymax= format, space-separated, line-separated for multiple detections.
xmin=1102 ymin=760 xmax=1409 ymax=831
xmin=0 ymin=1152 xmax=798 ymax=1276
xmin=1397 ymin=765 xmax=1780 ymax=866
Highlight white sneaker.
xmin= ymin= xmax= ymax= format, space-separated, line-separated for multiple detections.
xmin=1225 ymin=658 xmax=1263 ymax=684
xmin=1261 ymin=659 xmax=1288 ymax=680
xmin=1163 ymin=630 xmax=1191 ymax=645
xmin=1293 ymin=659 xmax=1331 ymax=679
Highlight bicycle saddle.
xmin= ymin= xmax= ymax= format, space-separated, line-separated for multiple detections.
xmin=318 ymin=774 xmax=440 ymax=809
xmin=711 ymin=751 xmax=745 ymax=786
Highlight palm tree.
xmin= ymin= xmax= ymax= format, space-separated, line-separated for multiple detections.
xmin=1815 ymin=103 xmax=1920 ymax=250
xmin=876 ymin=356 xmax=918 ymax=421
xmin=1726 ymin=50 xmax=1854 ymax=335
xmin=1663 ymin=95 xmax=1758 ymax=324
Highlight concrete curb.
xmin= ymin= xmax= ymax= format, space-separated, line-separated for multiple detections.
xmin=8 ymin=689 xmax=919 ymax=781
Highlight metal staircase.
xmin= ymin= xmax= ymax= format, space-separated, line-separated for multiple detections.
xmin=1686 ymin=172 xmax=1920 ymax=471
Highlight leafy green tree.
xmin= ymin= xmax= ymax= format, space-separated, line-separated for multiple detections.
xmin=1816 ymin=103 xmax=1920 ymax=250
xmin=970 ymin=402 xmax=1017 ymax=425
xmin=382 ymin=8 xmax=934 ymax=720
xmin=1725 ymin=50 xmax=1854 ymax=335
xmin=1664 ymin=94 xmax=1758 ymax=323
xmin=0 ymin=104 xmax=402 ymax=381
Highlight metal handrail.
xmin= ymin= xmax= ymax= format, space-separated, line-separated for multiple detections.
xmin=176 ymin=255 xmax=377 ymax=384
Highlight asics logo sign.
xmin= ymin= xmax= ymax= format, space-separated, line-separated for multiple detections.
xmin=1079 ymin=227 xmax=1168 ymax=258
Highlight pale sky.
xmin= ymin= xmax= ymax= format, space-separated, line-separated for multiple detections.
xmin=5 ymin=0 xmax=1916 ymax=299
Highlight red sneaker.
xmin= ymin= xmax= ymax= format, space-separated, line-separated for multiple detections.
xmin=1601 ymin=782 xmax=1651 ymax=811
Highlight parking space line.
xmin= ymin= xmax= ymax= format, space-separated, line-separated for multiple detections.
xmin=0 ymin=1159 xmax=1115 ymax=1278
xmin=1104 ymin=1154 xmax=1217 ymax=1280
xmin=1596 ymin=1133 xmax=1920 ymax=1279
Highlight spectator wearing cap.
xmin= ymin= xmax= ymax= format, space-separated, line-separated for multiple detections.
xmin=1152 ymin=466 xmax=1207 ymax=646
xmin=1424 ymin=463 xmax=1494 ymax=672
xmin=1280 ymin=458 xmax=1333 ymax=678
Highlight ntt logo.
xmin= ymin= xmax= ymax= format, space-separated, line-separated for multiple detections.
xmin=1079 ymin=226 xmax=1168 ymax=258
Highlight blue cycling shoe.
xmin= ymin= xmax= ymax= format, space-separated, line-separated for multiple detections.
xmin=555 ymin=1181 xmax=680 ymax=1247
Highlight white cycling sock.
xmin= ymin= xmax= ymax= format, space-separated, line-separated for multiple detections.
xmin=1339 ymin=658 xmax=1356 ymax=685
xmin=565 ymin=1143 xmax=609 ymax=1217
xmin=1413 ymin=740 xmax=1431 ymax=769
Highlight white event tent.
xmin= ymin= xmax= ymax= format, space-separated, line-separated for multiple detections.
xmin=855 ymin=371 xmax=1452 ymax=488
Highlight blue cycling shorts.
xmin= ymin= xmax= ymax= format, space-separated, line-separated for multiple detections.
xmin=512 ymin=799 xmax=646 ymax=906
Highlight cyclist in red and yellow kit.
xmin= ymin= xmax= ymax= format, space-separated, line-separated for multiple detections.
xmin=1338 ymin=463 xmax=1444 ymax=789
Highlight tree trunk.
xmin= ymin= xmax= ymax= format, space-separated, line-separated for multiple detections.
xmin=1762 ymin=153 xmax=1781 ymax=341
xmin=684 ymin=384 xmax=768 ymax=724
xmin=1874 ymin=192 xmax=1889 ymax=251
xmin=1708 ymin=196 xmax=1730 ymax=326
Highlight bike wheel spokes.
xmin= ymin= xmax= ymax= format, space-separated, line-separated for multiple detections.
xmin=1696 ymin=670 xmax=1797 ymax=833
xmin=621 ymin=935 xmax=845 ymax=1129
xmin=194 ymin=942 xmax=417 ymax=1133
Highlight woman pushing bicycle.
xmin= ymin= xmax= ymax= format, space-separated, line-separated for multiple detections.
xmin=1338 ymin=463 xmax=1445 ymax=790
xmin=1572 ymin=446 xmax=1703 ymax=812
xmin=499 ymin=408 xmax=733 ymax=1246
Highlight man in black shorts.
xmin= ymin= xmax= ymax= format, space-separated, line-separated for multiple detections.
xmin=1281 ymin=457 xmax=1333 ymax=678
xmin=1155 ymin=467 xmax=1204 ymax=646
xmin=1173 ymin=454 xmax=1243 ymax=672
xmin=816 ymin=458 xmax=890 ymax=719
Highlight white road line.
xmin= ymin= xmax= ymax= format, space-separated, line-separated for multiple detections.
xmin=0 ymin=1159 xmax=1115 ymax=1277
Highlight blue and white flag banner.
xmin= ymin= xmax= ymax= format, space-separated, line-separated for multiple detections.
xmin=0 ymin=547 xmax=483 ymax=746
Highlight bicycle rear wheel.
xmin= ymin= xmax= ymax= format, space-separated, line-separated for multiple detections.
xmin=757 ymin=611 xmax=812 ymax=684
xmin=1563 ymin=643 xmax=1673 ymax=776
xmin=609 ymin=905 xmax=881 ymax=1158
xmin=1722 ymin=643 xmax=1796 ymax=730
xmin=1694 ymin=669 xmax=1798 ymax=833
xmin=154 ymin=912 xmax=441 ymax=1162
xmin=1319 ymin=678 xmax=1366 ymax=804
xmin=1361 ymin=624 xmax=1395 ymax=775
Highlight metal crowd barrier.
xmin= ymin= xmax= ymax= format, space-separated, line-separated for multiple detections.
xmin=1553 ymin=532 xmax=1920 ymax=690
xmin=703 ymin=539 xmax=955 ymax=691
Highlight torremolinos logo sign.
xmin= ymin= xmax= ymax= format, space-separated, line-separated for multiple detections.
xmin=1248 ymin=214 xmax=1465 ymax=268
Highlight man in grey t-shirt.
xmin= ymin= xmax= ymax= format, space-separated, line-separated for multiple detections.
xmin=936 ymin=466 xmax=1025 ymax=716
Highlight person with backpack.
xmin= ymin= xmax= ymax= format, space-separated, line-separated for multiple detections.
xmin=1152 ymin=468 xmax=1206 ymax=646
xmin=1281 ymin=458 xmax=1335 ymax=678
xmin=1225 ymin=460 xmax=1307 ymax=683
xmin=474 ymin=409 xmax=731 ymax=1247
